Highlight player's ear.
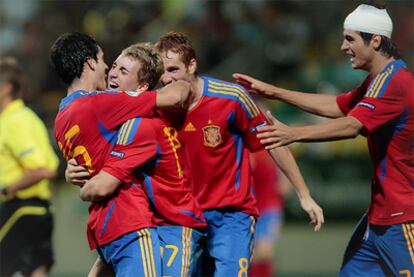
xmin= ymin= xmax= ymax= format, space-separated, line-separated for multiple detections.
xmin=371 ymin=35 xmax=382 ymax=51
xmin=85 ymin=57 xmax=96 ymax=71
xmin=188 ymin=58 xmax=197 ymax=75
xmin=135 ymin=82 xmax=149 ymax=93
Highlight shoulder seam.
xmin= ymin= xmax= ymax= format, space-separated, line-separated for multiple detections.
xmin=206 ymin=79 xmax=260 ymax=119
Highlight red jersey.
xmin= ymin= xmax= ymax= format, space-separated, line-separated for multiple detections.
xmin=336 ymin=59 xmax=414 ymax=225
xmin=250 ymin=150 xmax=284 ymax=213
xmin=170 ymin=76 xmax=268 ymax=217
xmin=54 ymin=89 xmax=157 ymax=249
xmin=102 ymin=117 xmax=207 ymax=230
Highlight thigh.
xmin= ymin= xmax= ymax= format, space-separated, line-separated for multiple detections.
xmin=375 ymin=222 xmax=414 ymax=276
xmin=157 ymin=225 xmax=205 ymax=277
xmin=339 ymin=215 xmax=387 ymax=277
xmin=100 ymin=228 xmax=161 ymax=277
xmin=204 ymin=210 xmax=256 ymax=277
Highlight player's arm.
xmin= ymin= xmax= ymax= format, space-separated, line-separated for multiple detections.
xmin=267 ymin=146 xmax=324 ymax=231
xmin=79 ymin=171 xmax=121 ymax=202
xmin=257 ymin=111 xmax=363 ymax=149
xmin=1 ymin=119 xmax=58 ymax=196
xmin=278 ymin=170 xmax=294 ymax=198
xmin=64 ymin=159 xmax=110 ymax=201
xmin=232 ymin=90 xmax=324 ymax=231
xmin=156 ymin=80 xmax=191 ymax=109
xmin=1 ymin=168 xmax=56 ymax=196
xmin=96 ymin=80 xmax=190 ymax=130
xmin=80 ymin=118 xmax=159 ymax=202
xmin=233 ymin=73 xmax=343 ymax=118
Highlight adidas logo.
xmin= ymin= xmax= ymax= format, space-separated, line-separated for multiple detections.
xmin=184 ymin=122 xmax=196 ymax=132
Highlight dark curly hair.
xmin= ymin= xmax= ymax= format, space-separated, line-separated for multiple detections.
xmin=50 ymin=32 xmax=99 ymax=85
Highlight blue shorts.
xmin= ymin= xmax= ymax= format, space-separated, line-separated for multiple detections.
xmin=256 ymin=210 xmax=283 ymax=242
xmin=157 ymin=225 xmax=205 ymax=277
xmin=340 ymin=214 xmax=414 ymax=276
xmin=98 ymin=228 xmax=161 ymax=277
xmin=197 ymin=209 xmax=256 ymax=276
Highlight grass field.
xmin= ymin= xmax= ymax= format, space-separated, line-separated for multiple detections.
xmin=50 ymin=184 xmax=355 ymax=277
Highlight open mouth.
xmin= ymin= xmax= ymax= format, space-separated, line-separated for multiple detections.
xmin=108 ymin=82 xmax=119 ymax=89
xmin=346 ymin=53 xmax=355 ymax=63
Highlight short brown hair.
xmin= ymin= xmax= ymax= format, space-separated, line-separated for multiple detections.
xmin=122 ymin=43 xmax=164 ymax=90
xmin=0 ymin=57 xmax=24 ymax=99
xmin=155 ymin=31 xmax=196 ymax=66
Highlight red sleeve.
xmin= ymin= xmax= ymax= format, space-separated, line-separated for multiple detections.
xmin=93 ymin=90 xmax=157 ymax=130
xmin=234 ymin=93 xmax=269 ymax=152
xmin=102 ymin=118 xmax=158 ymax=182
xmin=336 ymin=77 xmax=371 ymax=115
xmin=348 ymin=78 xmax=405 ymax=134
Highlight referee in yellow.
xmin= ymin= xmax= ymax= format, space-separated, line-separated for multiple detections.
xmin=0 ymin=57 xmax=59 ymax=276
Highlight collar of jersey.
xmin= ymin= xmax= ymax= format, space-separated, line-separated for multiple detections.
xmin=0 ymin=99 xmax=24 ymax=118
xmin=380 ymin=59 xmax=406 ymax=75
xmin=59 ymin=90 xmax=89 ymax=111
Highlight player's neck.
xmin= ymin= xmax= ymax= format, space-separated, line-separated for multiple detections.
xmin=0 ymin=95 xmax=13 ymax=113
xmin=369 ymin=54 xmax=395 ymax=77
xmin=67 ymin=76 xmax=98 ymax=96
xmin=188 ymin=76 xmax=204 ymax=110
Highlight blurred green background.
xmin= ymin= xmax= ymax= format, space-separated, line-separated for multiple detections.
xmin=1 ymin=0 xmax=412 ymax=275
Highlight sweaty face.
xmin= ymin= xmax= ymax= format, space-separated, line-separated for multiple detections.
xmin=160 ymin=50 xmax=192 ymax=86
xmin=107 ymin=54 xmax=142 ymax=91
xmin=340 ymin=29 xmax=374 ymax=71
xmin=95 ymin=47 xmax=109 ymax=91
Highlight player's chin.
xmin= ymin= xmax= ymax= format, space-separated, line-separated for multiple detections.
xmin=350 ymin=59 xmax=364 ymax=70
xmin=350 ymin=62 xmax=359 ymax=69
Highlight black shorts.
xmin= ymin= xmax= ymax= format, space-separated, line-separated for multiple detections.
xmin=0 ymin=198 xmax=54 ymax=276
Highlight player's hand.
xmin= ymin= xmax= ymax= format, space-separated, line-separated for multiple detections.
xmin=232 ymin=73 xmax=275 ymax=98
xmin=257 ymin=111 xmax=297 ymax=149
xmin=299 ymin=194 xmax=324 ymax=232
xmin=65 ymin=158 xmax=90 ymax=186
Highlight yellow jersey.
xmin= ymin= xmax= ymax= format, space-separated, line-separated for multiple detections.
xmin=0 ymin=99 xmax=59 ymax=200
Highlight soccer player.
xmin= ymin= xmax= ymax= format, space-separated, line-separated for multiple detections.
xmin=74 ymin=42 xmax=207 ymax=277
xmin=155 ymin=31 xmax=324 ymax=276
xmin=51 ymin=32 xmax=191 ymax=276
xmin=233 ymin=3 xmax=414 ymax=276
xmin=0 ymin=57 xmax=59 ymax=277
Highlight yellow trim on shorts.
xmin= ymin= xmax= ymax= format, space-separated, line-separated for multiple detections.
xmin=249 ymin=216 xmax=256 ymax=263
xmin=402 ymin=223 xmax=414 ymax=265
xmin=0 ymin=206 xmax=47 ymax=242
xmin=137 ymin=229 xmax=157 ymax=277
xmin=180 ymin=227 xmax=193 ymax=277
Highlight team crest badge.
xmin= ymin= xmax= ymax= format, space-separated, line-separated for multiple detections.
xmin=202 ymin=125 xmax=222 ymax=147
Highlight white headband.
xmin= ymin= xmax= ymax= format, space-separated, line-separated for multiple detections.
xmin=344 ymin=4 xmax=393 ymax=38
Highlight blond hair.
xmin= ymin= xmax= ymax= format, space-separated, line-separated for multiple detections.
xmin=122 ymin=43 xmax=163 ymax=90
